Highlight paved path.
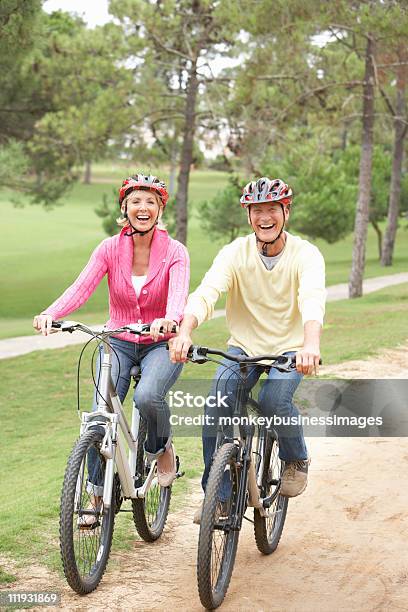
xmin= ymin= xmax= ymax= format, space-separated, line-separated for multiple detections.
xmin=0 ymin=272 xmax=407 ymax=360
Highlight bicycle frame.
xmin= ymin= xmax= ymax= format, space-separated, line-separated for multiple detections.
xmin=212 ymin=362 xmax=283 ymax=528
xmin=78 ymin=339 xmax=157 ymax=509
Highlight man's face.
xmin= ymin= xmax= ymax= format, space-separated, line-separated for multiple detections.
xmin=248 ymin=202 xmax=290 ymax=242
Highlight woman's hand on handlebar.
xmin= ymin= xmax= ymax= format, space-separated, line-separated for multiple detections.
xmin=33 ymin=314 xmax=54 ymax=336
xmin=149 ymin=318 xmax=178 ymax=342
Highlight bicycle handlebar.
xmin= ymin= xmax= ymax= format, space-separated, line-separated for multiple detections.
xmin=51 ymin=320 xmax=178 ymax=336
xmin=186 ymin=345 xmax=322 ymax=372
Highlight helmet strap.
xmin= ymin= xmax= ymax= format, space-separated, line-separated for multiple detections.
xmin=124 ymin=207 xmax=160 ymax=237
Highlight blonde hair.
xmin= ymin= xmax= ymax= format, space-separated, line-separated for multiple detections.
xmin=117 ymin=190 xmax=166 ymax=230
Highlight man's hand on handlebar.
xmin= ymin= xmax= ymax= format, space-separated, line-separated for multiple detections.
xmin=296 ymin=344 xmax=321 ymax=376
xmin=168 ymin=332 xmax=193 ymax=363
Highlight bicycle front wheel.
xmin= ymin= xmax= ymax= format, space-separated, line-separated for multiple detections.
xmin=132 ymin=417 xmax=171 ymax=541
xmin=60 ymin=428 xmax=115 ymax=594
xmin=197 ymin=442 xmax=240 ymax=610
xmin=254 ymin=432 xmax=288 ymax=554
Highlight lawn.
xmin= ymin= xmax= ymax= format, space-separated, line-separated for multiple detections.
xmin=0 ymin=164 xmax=407 ymax=339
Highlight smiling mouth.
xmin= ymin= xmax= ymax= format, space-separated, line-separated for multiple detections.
xmin=136 ymin=215 xmax=150 ymax=221
xmin=259 ymin=224 xmax=276 ymax=230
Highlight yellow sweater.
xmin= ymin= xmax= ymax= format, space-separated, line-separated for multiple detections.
xmin=184 ymin=231 xmax=327 ymax=357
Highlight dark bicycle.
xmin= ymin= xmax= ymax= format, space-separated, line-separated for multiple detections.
xmin=188 ymin=345 xmax=303 ymax=609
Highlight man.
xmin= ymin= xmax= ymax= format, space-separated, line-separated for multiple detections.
xmin=169 ymin=177 xmax=326 ymax=523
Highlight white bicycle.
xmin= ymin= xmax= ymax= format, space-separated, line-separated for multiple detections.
xmin=55 ymin=320 xmax=183 ymax=594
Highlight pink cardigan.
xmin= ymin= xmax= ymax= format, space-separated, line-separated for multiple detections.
xmin=43 ymin=227 xmax=190 ymax=344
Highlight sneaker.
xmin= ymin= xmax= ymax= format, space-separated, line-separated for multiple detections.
xmin=193 ymin=500 xmax=203 ymax=525
xmin=280 ymin=457 xmax=311 ymax=498
xmin=193 ymin=499 xmax=230 ymax=525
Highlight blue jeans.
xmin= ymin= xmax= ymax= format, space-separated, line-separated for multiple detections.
xmin=87 ymin=337 xmax=183 ymax=496
xmin=201 ymin=346 xmax=308 ymax=500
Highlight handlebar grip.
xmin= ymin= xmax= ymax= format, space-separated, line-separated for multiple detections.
xmin=51 ymin=321 xmax=62 ymax=328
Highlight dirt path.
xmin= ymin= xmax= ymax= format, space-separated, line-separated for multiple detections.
xmin=2 ymin=345 xmax=408 ymax=611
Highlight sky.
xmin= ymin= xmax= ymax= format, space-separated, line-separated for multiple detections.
xmin=43 ymin=0 xmax=111 ymax=27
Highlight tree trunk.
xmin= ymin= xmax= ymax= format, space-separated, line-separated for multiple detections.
xmin=175 ymin=59 xmax=199 ymax=245
xmin=83 ymin=160 xmax=91 ymax=184
xmin=371 ymin=219 xmax=382 ymax=260
xmin=169 ymin=138 xmax=178 ymax=197
xmin=381 ymin=83 xmax=406 ymax=266
xmin=348 ymin=36 xmax=375 ymax=298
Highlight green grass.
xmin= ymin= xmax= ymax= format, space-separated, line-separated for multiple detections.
xmin=1 ymin=163 xmax=407 ymax=341
xmin=322 ymin=282 xmax=408 ymax=363
xmin=0 ymin=567 xmax=17 ymax=584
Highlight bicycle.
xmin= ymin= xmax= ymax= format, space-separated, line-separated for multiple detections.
xmin=53 ymin=320 xmax=183 ymax=594
xmin=187 ymin=345 xmax=308 ymax=610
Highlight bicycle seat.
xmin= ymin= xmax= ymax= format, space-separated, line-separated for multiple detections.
xmin=130 ymin=365 xmax=141 ymax=380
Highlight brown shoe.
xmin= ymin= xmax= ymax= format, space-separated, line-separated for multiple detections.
xmin=280 ymin=457 xmax=311 ymax=498
xmin=193 ymin=500 xmax=204 ymax=525
xmin=193 ymin=499 xmax=229 ymax=525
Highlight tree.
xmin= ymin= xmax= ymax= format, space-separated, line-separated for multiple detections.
xmin=212 ymin=1 xmax=408 ymax=295
xmin=379 ymin=44 xmax=408 ymax=265
xmin=199 ymin=175 xmax=247 ymax=242
xmin=109 ymin=0 xmax=243 ymax=245
xmin=348 ymin=33 xmax=376 ymax=297
xmin=0 ymin=8 xmax=133 ymax=206
xmin=0 ymin=0 xmax=42 ymax=180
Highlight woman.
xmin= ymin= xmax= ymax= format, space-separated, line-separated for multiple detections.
xmin=33 ymin=173 xmax=190 ymax=496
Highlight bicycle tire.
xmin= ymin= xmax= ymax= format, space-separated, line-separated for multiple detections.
xmin=60 ymin=428 xmax=115 ymax=594
xmin=253 ymin=432 xmax=288 ymax=555
xmin=197 ymin=442 xmax=240 ymax=610
xmin=132 ymin=417 xmax=171 ymax=542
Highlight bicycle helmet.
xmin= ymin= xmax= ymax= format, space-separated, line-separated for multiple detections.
xmin=119 ymin=174 xmax=169 ymax=208
xmin=240 ymin=177 xmax=292 ymax=208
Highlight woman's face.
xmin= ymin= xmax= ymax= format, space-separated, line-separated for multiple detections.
xmin=123 ymin=189 xmax=162 ymax=231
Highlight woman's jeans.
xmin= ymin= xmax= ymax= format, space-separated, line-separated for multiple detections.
xmin=201 ymin=346 xmax=308 ymax=501
xmin=87 ymin=336 xmax=183 ymax=496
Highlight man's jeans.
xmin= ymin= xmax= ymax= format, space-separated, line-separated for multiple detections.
xmin=87 ymin=336 xmax=183 ymax=496
xmin=201 ymin=346 xmax=308 ymax=500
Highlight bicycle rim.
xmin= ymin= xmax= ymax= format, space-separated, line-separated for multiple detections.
xmin=254 ymin=433 xmax=288 ymax=554
xmin=132 ymin=418 xmax=171 ymax=541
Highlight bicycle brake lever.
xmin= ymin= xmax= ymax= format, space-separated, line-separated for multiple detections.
xmin=59 ymin=321 xmax=80 ymax=333
xmin=189 ymin=346 xmax=208 ymax=363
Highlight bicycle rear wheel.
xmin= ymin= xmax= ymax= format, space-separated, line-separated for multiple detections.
xmin=60 ymin=428 xmax=115 ymax=594
xmin=197 ymin=442 xmax=240 ymax=610
xmin=132 ymin=417 xmax=171 ymax=542
xmin=254 ymin=431 xmax=288 ymax=554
